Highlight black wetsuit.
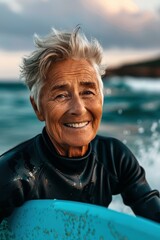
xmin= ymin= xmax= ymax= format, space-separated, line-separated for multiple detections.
xmin=0 ymin=128 xmax=160 ymax=223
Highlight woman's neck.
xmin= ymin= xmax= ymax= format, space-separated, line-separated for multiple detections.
xmin=47 ymin=131 xmax=88 ymax=158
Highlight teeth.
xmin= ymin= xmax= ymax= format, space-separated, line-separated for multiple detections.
xmin=65 ymin=122 xmax=89 ymax=128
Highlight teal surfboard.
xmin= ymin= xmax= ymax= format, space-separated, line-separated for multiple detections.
xmin=0 ymin=200 xmax=160 ymax=239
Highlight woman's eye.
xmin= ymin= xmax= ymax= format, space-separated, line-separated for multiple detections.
xmin=83 ymin=90 xmax=95 ymax=96
xmin=57 ymin=94 xmax=65 ymax=99
xmin=55 ymin=93 xmax=70 ymax=101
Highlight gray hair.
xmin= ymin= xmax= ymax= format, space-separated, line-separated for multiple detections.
xmin=20 ymin=27 xmax=105 ymax=107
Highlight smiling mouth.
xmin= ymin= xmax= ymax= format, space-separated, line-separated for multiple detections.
xmin=64 ymin=121 xmax=89 ymax=128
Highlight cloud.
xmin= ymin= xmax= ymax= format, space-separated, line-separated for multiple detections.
xmin=0 ymin=50 xmax=27 ymax=79
xmin=90 ymin=0 xmax=139 ymax=14
xmin=0 ymin=0 xmax=160 ymax=51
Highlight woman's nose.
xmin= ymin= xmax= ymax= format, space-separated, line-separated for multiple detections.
xmin=69 ymin=95 xmax=86 ymax=115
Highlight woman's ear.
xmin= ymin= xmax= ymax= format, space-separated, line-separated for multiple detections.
xmin=30 ymin=96 xmax=44 ymax=121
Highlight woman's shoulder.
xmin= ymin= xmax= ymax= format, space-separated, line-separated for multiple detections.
xmin=0 ymin=134 xmax=42 ymax=187
xmin=92 ymin=135 xmax=137 ymax=169
xmin=0 ymin=134 xmax=42 ymax=172
xmin=93 ymin=134 xmax=128 ymax=150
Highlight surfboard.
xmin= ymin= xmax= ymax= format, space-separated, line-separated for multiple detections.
xmin=0 ymin=200 xmax=160 ymax=240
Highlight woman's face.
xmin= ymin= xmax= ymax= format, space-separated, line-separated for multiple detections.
xmin=32 ymin=59 xmax=103 ymax=156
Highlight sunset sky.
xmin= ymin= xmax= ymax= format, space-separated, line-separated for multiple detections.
xmin=0 ymin=0 xmax=160 ymax=79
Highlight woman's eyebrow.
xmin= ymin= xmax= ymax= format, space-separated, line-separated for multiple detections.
xmin=50 ymin=81 xmax=97 ymax=92
xmin=51 ymin=83 xmax=69 ymax=91
xmin=80 ymin=81 xmax=97 ymax=89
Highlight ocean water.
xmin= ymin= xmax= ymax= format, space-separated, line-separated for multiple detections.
xmin=0 ymin=77 xmax=160 ymax=214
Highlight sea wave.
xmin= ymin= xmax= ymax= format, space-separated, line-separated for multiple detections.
xmin=124 ymin=78 xmax=160 ymax=92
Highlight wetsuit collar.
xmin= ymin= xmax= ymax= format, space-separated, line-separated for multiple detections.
xmin=41 ymin=127 xmax=92 ymax=172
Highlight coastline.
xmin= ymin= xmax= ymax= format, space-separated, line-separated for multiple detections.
xmin=104 ymin=57 xmax=160 ymax=78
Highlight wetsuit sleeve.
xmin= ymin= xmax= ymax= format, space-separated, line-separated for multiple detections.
xmin=0 ymin=155 xmax=33 ymax=223
xmin=115 ymin=140 xmax=160 ymax=223
xmin=0 ymin=180 xmax=30 ymax=223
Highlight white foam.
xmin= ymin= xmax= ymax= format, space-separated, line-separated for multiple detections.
xmin=135 ymin=133 xmax=160 ymax=190
xmin=125 ymin=78 xmax=160 ymax=92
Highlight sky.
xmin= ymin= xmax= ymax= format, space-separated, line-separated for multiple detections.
xmin=0 ymin=0 xmax=160 ymax=79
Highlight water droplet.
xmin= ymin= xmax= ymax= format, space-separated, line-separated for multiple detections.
xmin=150 ymin=122 xmax=158 ymax=132
xmin=105 ymin=88 xmax=112 ymax=95
xmin=123 ymin=129 xmax=130 ymax=136
xmin=122 ymin=139 xmax=127 ymax=144
xmin=118 ymin=109 xmax=123 ymax=114
xmin=138 ymin=127 xmax=144 ymax=134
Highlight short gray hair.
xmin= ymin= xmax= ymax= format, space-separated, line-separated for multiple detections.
xmin=20 ymin=27 xmax=104 ymax=106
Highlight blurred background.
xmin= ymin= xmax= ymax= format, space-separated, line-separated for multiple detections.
xmin=0 ymin=0 xmax=160 ymax=214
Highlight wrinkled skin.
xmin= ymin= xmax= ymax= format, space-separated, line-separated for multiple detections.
xmin=31 ymin=59 xmax=103 ymax=157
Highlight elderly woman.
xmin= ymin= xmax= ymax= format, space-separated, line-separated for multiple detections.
xmin=0 ymin=27 xmax=160 ymax=223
